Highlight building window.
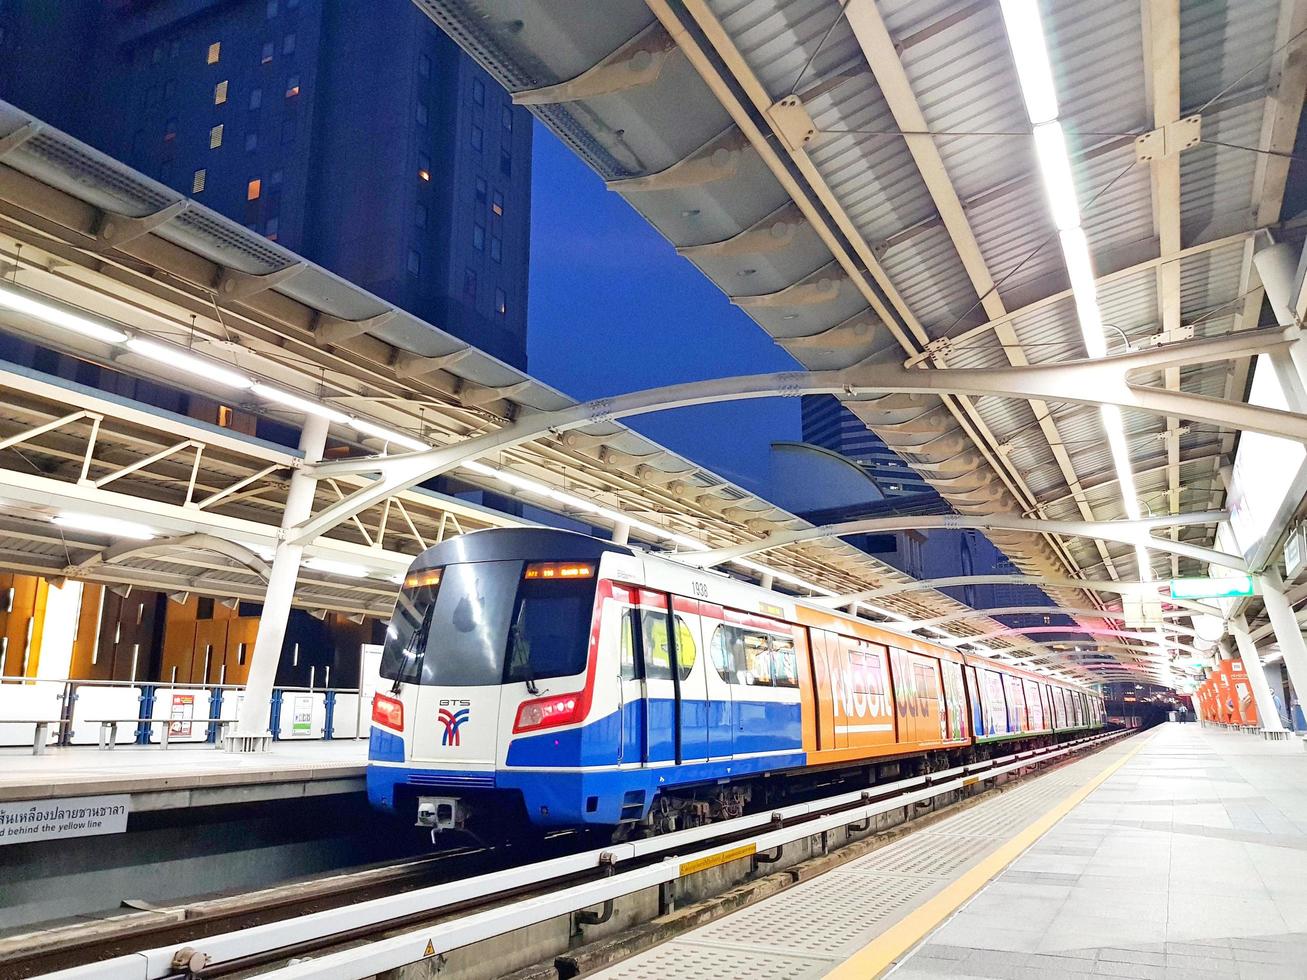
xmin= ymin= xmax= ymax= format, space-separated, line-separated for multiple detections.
xmin=266 ymin=0 xmax=278 ymax=17
xmin=209 ymin=123 xmax=224 ymax=148
xmin=163 ymin=118 xmax=177 ymax=142
xmin=416 ymin=101 xmax=427 ymax=126
xmin=495 ymin=288 xmax=506 ymax=317
xmin=265 ymin=215 xmax=279 ymax=240
xmin=285 ymin=74 xmax=300 ymax=98
xmin=473 ymin=222 xmax=485 ymax=250
xmin=475 ymin=177 xmax=487 ymax=204
xmin=214 ymin=79 xmax=228 ymax=105
xmin=206 ymin=41 xmax=221 ymax=65
xmin=217 ymin=404 xmax=234 ymax=428
xmin=490 ymin=235 xmax=501 ymax=262
xmin=463 ymin=268 xmax=477 ymax=300
xmin=418 ymin=53 xmax=431 ymax=77
xmin=491 ymin=189 xmax=503 ymax=216
xmin=415 ymin=203 xmax=427 ymax=228
xmin=501 ymin=104 xmax=513 ymax=131
xmin=499 ymin=148 xmax=511 ymax=177
xmin=407 ymin=249 xmax=421 ymax=275
xmin=418 ymin=153 xmax=431 ymax=181
xmin=261 ymin=41 xmax=274 ymax=64
xmin=471 ymin=124 xmax=482 ymax=151
xmin=247 ymin=178 xmax=262 ymax=201
xmin=282 ymin=33 xmax=295 ymax=55
xmin=249 ymin=86 xmax=262 ymax=109
xmin=472 ymin=77 xmax=484 ymax=106
xmin=245 ymin=131 xmax=258 ymax=152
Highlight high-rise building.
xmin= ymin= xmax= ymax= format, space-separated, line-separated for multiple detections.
xmin=0 ymin=0 xmax=531 ymax=369
xmin=800 ymin=395 xmax=934 ymax=497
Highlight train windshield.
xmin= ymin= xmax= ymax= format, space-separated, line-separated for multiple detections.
xmin=380 ymin=560 xmax=596 ymax=687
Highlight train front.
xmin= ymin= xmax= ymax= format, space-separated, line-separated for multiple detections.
xmin=367 ymin=527 xmax=632 ymax=834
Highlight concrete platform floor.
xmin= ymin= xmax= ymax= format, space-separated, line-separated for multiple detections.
xmin=595 ymin=725 xmax=1307 ymax=980
xmin=0 ymin=737 xmax=365 ymax=805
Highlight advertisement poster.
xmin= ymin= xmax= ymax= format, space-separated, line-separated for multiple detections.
xmin=169 ymin=693 xmax=194 ymax=737
xmin=291 ymin=694 xmax=313 ymax=737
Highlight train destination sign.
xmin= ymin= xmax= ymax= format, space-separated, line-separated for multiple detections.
xmin=1167 ymin=576 xmax=1255 ymax=600
xmin=0 ymin=794 xmax=130 ymax=845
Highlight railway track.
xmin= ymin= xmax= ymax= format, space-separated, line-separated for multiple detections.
xmin=5 ymin=730 xmax=1129 ymax=980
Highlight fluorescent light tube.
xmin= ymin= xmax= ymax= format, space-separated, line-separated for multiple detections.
xmin=999 ymin=0 xmax=1059 ymax=124
xmin=126 ymin=337 xmax=253 ymax=389
xmin=251 ymin=382 xmax=350 ymax=423
xmin=0 ymin=283 xmax=129 ymax=345
xmin=348 ymin=417 xmax=428 ymax=452
xmin=53 ymin=511 xmax=155 ymax=540
xmin=303 ymin=557 xmax=369 ymax=578
xmin=1033 ymin=121 xmax=1080 ymax=230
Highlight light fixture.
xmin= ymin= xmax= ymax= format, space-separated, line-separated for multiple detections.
xmin=1033 ymin=121 xmax=1080 ymax=230
xmin=348 ymin=417 xmax=429 ymax=452
xmin=999 ymin=0 xmax=1059 ymax=124
xmin=251 ymin=382 xmax=350 ymax=423
xmin=53 ymin=511 xmax=155 ymax=540
xmin=303 ymin=557 xmax=369 ymax=578
xmin=126 ymin=337 xmax=253 ymax=389
xmin=0 ymin=282 xmax=130 ymax=345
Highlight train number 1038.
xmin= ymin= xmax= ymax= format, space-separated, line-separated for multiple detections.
xmin=690 ymin=581 xmax=709 ymax=599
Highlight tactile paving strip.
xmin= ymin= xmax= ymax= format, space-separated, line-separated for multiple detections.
xmin=592 ymin=740 xmax=1135 ymax=980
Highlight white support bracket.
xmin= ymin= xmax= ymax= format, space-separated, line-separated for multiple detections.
xmin=1134 ymin=115 xmax=1202 ymax=163
xmin=766 ymin=94 xmax=819 ymax=152
xmin=94 ymin=200 xmax=190 ymax=251
xmin=313 ymin=309 xmax=395 ymax=347
xmin=215 ymin=261 xmax=308 ymax=304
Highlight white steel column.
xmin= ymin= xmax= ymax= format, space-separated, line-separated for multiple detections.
xmin=1255 ymin=567 xmax=1307 ymax=723
xmin=228 ymin=414 xmax=329 ymax=751
xmin=1229 ymin=617 xmax=1289 ymax=733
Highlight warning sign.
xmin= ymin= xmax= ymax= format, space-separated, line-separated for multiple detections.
xmin=169 ymin=693 xmax=195 ymax=737
xmin=1 ymin=794 xmax=130 ymax=845
xmin=423 ymin=939 xmax=435 ymax=957
xmin=679 ymin=843 xmax=757 ymax=877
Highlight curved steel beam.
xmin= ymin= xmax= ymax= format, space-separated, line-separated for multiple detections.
xmin=65 ymin=532 xmax=272 ymax=582
xmin=957 ymin=624 xmax=1204 ymax=656
xmin=818 ymin=574 xmax=1228 ymax=616
xmin=290 ymin=328 xmax=1295 ymax=544
xmin=676 ymin=512 xmax=1238 ymax=572
xmin=901 ymin=605 xmax=1194 ymax=632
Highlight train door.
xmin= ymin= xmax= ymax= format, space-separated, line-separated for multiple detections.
xmin=966 ymin=664 xmax=985 ymax=737
xmin=701 ymin=607 xmax=735 ymax=759
xmin=614 ymin=584 xmax=647 ymax=769
xmin=636 ymin=590 xmax=677 ymax=763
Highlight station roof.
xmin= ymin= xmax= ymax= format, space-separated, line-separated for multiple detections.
xmin=415 ymin=0 xmax=1307 ymax=684
xmin=0 ymin=100 xmax=1092 ymax=678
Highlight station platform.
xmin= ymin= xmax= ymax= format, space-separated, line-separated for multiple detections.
xmin=0 ymin=738 xmax=366 ymax=811
xmin=596 ymin=724 xmax=1307 ymax=979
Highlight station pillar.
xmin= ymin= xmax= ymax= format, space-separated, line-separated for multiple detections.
xmin=227 ymin=414 xmax=329 ymax=751
xmin=1255 ymin=567 xmax=1307 ymax=722
xmin=1227 ymin=619 xmax=1289 ymax=732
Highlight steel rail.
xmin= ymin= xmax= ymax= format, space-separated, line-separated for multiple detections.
xmin=41 ymin=729 xmax=1127 ymax=980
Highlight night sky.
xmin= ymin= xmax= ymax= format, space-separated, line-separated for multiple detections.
xmin=527 ymin=121 xmax=802 ymax=498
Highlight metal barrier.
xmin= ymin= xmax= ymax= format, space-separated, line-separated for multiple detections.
xmin=0 ymin=675 xmax=366 ymax=750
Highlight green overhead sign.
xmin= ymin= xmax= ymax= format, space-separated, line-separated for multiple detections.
xmin=1167 ymin=575 xmax=1254 ymax=600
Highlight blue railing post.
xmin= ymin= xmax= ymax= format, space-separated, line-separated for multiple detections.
xmin=136 ymin=684 xmax=156 ymax=744
xmin=59 ymin=682 xmax=78 ymax=745
xmin=323 ymin=690 xmax=336 ymax=741
xmin=206 ymin=687 xmax=224 ymax=743
xmin=269 ymin=688 xmax=284 ymax=741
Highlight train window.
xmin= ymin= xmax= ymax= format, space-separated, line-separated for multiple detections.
xmin=848 ymin=647 xmax=884 ymax=695
xmin=770 ymin=636 xmax=798 ymax=689
xmin=641 ymin=612 xmax=695 ymax=682
xmin=620 ymin=610 xmax=640 ymax=681
xmin=710 ymin=624 xmax=797 ymax=688
xmin=504 ymin=574 xmax=595 ymax=684
xmin=709 ymin=625 xmax=732 ymax=682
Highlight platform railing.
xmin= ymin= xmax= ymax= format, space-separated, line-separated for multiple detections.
xmin=0 ymin=674 xmax=368 ymax=751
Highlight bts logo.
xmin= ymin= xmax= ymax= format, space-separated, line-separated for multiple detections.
xmin=438 ymin=707 xmax=470 ymax=746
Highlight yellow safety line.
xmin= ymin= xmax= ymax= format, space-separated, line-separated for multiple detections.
xmin=824 ymin=733 xmax=1154 ymax=979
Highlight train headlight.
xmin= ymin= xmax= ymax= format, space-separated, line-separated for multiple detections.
xmin=372 ymin=693 xmax=404 ymax=731
xmin=513 ymin=692 xmax=585 ymax=733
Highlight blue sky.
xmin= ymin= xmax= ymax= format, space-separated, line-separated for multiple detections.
xmin=526 ymin=121 xmax=801 ymax=497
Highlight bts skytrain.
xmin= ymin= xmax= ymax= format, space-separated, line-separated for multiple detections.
xmin=367 ymin=528 xmax=1105 ymax=835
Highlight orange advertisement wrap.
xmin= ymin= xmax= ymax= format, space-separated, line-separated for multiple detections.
xmin=1195 ymin=661 xmax=1257 ymax=725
